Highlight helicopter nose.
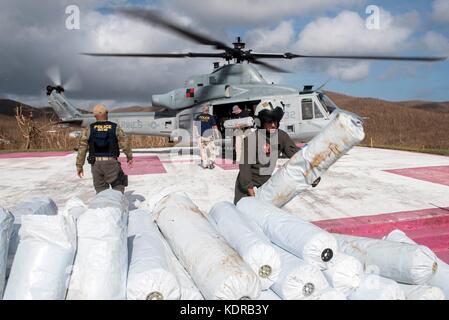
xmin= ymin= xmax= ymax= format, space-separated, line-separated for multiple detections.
xmin=152 ymin=93 xmax=171 ymax=108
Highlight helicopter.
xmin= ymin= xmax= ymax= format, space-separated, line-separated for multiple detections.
xmin=47 ymin=8 xmax=446 ymax=147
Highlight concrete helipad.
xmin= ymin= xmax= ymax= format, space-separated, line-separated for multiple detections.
xmin=1 ymin=146 xmax=448 ymax=262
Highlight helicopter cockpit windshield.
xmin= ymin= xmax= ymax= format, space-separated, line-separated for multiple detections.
xmin=317 ymin=92 xmax=338 ymax=114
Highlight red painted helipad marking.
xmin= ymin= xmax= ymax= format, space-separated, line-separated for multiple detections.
xmin=119 ymin=156 xmax=166 ymax=175
xmin=385 ymin=165 xmax=449 ymax=187
xmin=215 ymin=159 xmax=239 ymax=170
xmin=314 ymin=207 xmax=449 ymax=264
xmin=0 ymin=151 xmax=73 ymax=159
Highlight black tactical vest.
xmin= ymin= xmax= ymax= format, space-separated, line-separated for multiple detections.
xmin=88 ymin=121 xmax=120 ymax=157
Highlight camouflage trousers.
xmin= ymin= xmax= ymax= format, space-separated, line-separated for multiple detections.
xmin=91 ymin=160 xmax=126 ymax=194
xmin=199 ymin=136 xmax=216 ymax=168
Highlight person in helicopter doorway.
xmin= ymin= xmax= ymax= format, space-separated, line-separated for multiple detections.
xmin=194 ymin=103 xmax=220 ymax=169
xmin=233 ymin=100 xmax=320 ymax=204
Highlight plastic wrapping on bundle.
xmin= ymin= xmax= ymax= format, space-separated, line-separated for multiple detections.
xmin=223 ymin=117 xmax=254 ymax=129
xmin=237 ymin=197 xmax=337 ymax=269
xmin=322 ymin=253 xmax=363 ymax=296
xmin=398 ymin=284 xmax=445 ymax=300
xmin=256 ymin=111 xmax=365 ymax=207
xmin=153 ymin=193 xmax=261 ymax=300
xmin=334 ymin=233 xmax=438 ymax=285
xmin=60 ymin=197 xmax=87 ymax=219
xmin=208 ymin=201 xmax=281 ymax=290
xmin=0 ymin=208 xmax=14 ymax=298
xmin=317 ymin=288 xmax=347 ymax=300
xmin=270 ymin=247 xmax=329 ymax=300
xmin=7 ymin=196 xmax=58 ymax=274
xmin=67 ymin=190 xmax=128 ymax=300
xmin=348 ymin=274 xmax=405 ymax=300
xmin=127 ymin=209 xmax=181 ymax=300
xmin=3 ymin=215 xmax=76 ymax=300
xmin=257 ymin=289 xmax=282 ymax=300
xmin=384 ymin=229 xmax=449 ymax=299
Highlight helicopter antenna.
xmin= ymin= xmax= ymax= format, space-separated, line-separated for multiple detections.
xmin=316 ymin=78 xmax=332 ymax=91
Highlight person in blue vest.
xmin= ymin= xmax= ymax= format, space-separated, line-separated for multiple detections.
xmin=194 ymin=103 xmax=219 ymax=169
xmin=76 ymin=104 xmax=133 ymax=193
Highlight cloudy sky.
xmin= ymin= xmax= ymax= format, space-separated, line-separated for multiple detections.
xmin=0 ymin=0 xmax=448 ymax=109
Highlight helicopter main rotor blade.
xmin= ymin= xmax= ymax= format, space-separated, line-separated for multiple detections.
xmin=117 ymin=8 xmax=232 ymax=52
xmin=82 ymin=52 xmax=226 ymax=58
xmin=250 ymin=59 xmax=290 ymax=73
xmin=284 ymin=53 xmax=447 ymax=62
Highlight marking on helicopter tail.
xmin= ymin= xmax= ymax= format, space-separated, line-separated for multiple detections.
xmin=314 ymin=206 xmax=449 ymax=264
xmin=384 ymin=165 xmax=449 ymax=187
xmin=0 ymin=151 xmax=73 ymax=159
xmin=119 ymin=156 xmax=166 ymax=175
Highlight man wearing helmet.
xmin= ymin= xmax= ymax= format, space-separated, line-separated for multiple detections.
xmin=234 ymin=100 xmax=318 ymax=204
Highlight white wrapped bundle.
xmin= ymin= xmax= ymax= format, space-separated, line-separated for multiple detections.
xmin=237 ymin=197 xmax=337 ymax=269
xmin=349 ymin=274 xmax=405 ymax=300
xmin=8 ymin=196 xmax=58 ymax=272
xmin=153 ymin=193 xmax=261 ymax=300
xmin=256 ymin=111 xmax=365 ymax=207
xmin=223 ymin=117 xmax=254 ymax=129
xmin=384 ymin=229 xmax=449 ymax=298
xmin=398 ymin=284 xmax=445 ymax=300
xmin=322 ymin=253 xmax=363 ymax=296
xmin=318 ymin=288 xmax=347 ymax=300
xmin=334 ymin=233 xmax=438 ymax=285
xmin=271 ymin=248 xmax=329 ymax=300
xmin=258 ymin=289 xmax=282 ymax=300
xmin=127 ymin=209 xmax=181 ymax=300
xmin=0 ymin=208 xmax=14 ymax=298
xmin=168 ymin=253 xmax=204 ymax=300
xmin=3 ymin=215 xmax=76 ymax=300
xmin=61 ymin=197 xmax=87 ymax=219
xmin=208 ymin=201 xmax=281 ymax=289
xmin=67 ymin=190 xmax=128 ymax=300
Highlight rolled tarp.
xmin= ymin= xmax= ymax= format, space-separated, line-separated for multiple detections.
xmin=317 ymin=288 xmax=347 ymax=300
xmin=60 ymin=197 xmax=87 ymax=219
xmin=334 ymin=233 xmax=438 ymax=285
xmin=348 ymin=274 xmax=405 ymax=300
xmin=167 ymin=250 xmax=204 ymax=300
xmin=398 ymin=284 xmax=445 ymax=300
xmin=3 ymin=214 xmax=76 ymax=300
xmin=127 ymin=209 xmax=181 ymax=300
xmin=153 ymin=193 xmax=261 ymax=300
xmin=223 ymin=117 xmax=254 ymax=129
xmin=0 ymin=208 xmax=14 ymax=298
xmin=67 ymin=190 xmax=128 ymax=300
xmin=8 ymin=196 xmax=58 ymax=273
xmin=271 ymin=247 xmax=329 ymax=300
xmin=256 ymin=111 xmax=365 ymax=207
xmin=257 ymin=289 xmax=282 ymax=300
xmin=237 ymin=197 xmax=337 ymax=269
xmin=208 ymin=201 xmax=281 ymax=290
xmin=322 ymin=253 xmax=363 ymax=296
xmin=384 ymin=229 xmax=449 ymax=298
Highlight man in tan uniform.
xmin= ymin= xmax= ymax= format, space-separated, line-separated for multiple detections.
xmin=193 ymin=103 xmax=219 ymax=169
xmin=76 ymin=104 xmax=133 ymax=193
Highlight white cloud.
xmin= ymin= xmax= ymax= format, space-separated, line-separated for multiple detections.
xmin=432 ymin=0 xmax=449 ymax=23
xmin=422 ymin=31 xmax=449 ymax=54
xmin=245 ymin=21 xmax=295 ymax=51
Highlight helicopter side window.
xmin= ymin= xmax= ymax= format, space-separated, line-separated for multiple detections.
xmin=301 ymin=99 xmax=314 ymax=120
xmin=314 ymin=102 xmax=324 ymax=118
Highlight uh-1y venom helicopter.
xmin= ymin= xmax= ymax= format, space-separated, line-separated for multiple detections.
xmin=46 ymin=8 xmax=446 ymax=146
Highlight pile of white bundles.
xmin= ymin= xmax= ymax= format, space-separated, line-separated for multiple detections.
xmin=153 ymin=193 xmax=261 ymax=300
xmin=334 ymin=233 xmax=438 ymax=285
xmin=3 ymin=214 xmax=76 ymax=300
xmin=0 ymin=208 xmax=14 ymax=298
xmin=67 ymin=190 xmax=128 ymax=300
xmin=127 ymin=209 xmax=181 ymax=300
xmin=223 ymin=117 xmax=254 ymax=129
xmin=7 ymin=196 xmax=58 ymax=272
xmin=271 ymin=247 xmax=329 ymax=300
xmin=348 ymin=274 xmax=406 ymax=300
xmin=208 ymin=201 xmax=281 ymax=290
xmin=237 ymin=197 xmax=337 ymax=270
xmin=256 ymin=111 xmax=365 ymax=207
xmin=384 ymin=229 xmax=447 ymax=300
